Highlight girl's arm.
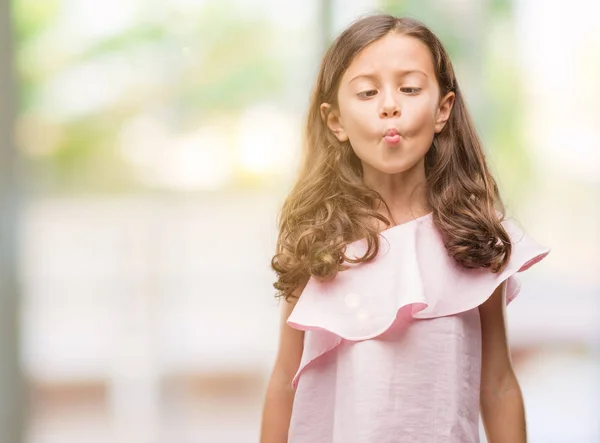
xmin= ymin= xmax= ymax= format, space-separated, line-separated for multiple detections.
xmin=260 ymin=289 xmax=305 ymax=443
xmin=479 ymin=282 xmax=527 ymax=443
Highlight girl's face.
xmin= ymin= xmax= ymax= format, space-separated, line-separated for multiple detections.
xmin=321 ymin=32 xmax=454 ymax=178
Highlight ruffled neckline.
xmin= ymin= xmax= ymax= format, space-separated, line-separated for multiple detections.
xmin=286 ymin=215 xmax=549 ymax=388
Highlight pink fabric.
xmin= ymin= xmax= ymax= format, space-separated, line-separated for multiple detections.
xmin=286 ymin=213 xmax=549 ymax=443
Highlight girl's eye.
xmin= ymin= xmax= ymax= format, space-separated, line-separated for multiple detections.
xmin=357 ymin=90 xmax=378 ymax=98
xmin=401 ymin=87 xmax=421 ymax=94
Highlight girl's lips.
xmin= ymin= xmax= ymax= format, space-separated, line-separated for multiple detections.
xmin=383 ymin=128 xmax=401 ymax=145
xmin=384 ymin=134 xmax=401 ymax=144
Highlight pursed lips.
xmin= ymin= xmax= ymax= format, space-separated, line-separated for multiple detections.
xmin=383 ymin=128 xmax=401 ymax=144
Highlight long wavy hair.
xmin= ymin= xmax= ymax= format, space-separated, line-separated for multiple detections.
xmin=272 ymin=15 xmax=511 ymax=301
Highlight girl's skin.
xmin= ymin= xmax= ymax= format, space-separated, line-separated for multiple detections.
xmin=261 ymin=32 xmax=526 ymax=443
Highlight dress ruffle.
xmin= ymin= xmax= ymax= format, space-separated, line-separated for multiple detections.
xmin=287 ymin=213 xmax=549 ymax=388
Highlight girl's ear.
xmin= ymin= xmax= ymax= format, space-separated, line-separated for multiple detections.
xmin=320 ymin=102 xmax=349 ymax=142
xmin=435 ymin=92 xmax=455 ymax=133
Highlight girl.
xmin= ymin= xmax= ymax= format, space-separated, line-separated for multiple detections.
xmin=260 ymin=15 xmax=549 ymax=443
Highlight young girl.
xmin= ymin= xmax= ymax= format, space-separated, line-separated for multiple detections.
xmin=260 ymin=15 xmax=549 ymax=443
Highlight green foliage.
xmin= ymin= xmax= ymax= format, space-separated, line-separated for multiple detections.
xmin=14 ymin=0 xmax=285 ymax=192
xmin=12 ymin=0 xmax=61 ymax=43
xmin=13 ymin=0 xmax=528 ymax=196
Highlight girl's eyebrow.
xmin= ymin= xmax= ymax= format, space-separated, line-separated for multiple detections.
xmin=348 ymin=69 xmax=428 ymax=85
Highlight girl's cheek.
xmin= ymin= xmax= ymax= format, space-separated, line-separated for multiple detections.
xmin=407 ymin=103 xmax=435 ymax=126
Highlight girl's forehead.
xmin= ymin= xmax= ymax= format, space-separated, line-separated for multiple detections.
xmin=343 ymin=33 xmax=435 ymax=82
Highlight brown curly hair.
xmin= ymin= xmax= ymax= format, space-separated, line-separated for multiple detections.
xmin=271 ymin=15 xmax=511 ymax=301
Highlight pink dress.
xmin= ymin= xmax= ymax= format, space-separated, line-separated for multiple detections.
xmin=286 ymin=213 xmax=549 ymax=443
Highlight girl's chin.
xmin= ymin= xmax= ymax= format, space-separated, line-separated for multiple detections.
xmin=372 ymin=160 xmax=420 ymax=175
xmin=359 ymin=154 xmax=425 ymax=176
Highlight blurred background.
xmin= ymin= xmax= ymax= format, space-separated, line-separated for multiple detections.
xmin=0 ymin=0 xmax=598 ymax=442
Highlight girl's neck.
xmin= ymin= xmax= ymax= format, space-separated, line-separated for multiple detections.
xmin=362 ymin=160 xmax=430 ymax=226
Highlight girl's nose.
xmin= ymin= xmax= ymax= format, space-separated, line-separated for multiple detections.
xmin=379 ymin=92 xmax=400 ymax=118
xmin=380 ymin=105 xmax=400 ymax=118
